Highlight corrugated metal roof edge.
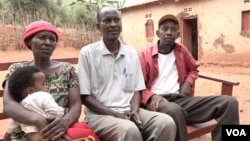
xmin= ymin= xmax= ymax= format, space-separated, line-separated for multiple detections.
xmin=119 ymin=0 xmax=160 ymax=11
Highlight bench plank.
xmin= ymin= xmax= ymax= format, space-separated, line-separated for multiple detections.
xmin=187 ymin=119 xmax=217 ymax=140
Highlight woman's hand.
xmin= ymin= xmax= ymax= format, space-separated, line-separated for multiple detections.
xmin=62 ymin=135 xmax=72 ymax=141
xmin=40 ymin=116 xmax=69 ymax=141
xmin=35 ymin=116 xmax=49 ymax=132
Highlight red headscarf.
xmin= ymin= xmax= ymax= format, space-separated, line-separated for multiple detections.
xmin=23 ymin=21 xmax=59 ymax=50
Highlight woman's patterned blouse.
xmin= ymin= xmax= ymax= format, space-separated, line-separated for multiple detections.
xmin=4 ymin=62 xmax=79 ymax=141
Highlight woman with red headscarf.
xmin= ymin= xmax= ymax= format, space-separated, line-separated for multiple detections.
xmin=2 ymin=21 xmax=99 ymax=141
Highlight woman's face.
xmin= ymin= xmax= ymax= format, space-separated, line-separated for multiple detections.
xmin=27 ymin=31 xmax=57 ymax=59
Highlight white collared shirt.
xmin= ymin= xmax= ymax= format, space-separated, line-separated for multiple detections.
xmin=78 ymin=39 xmax=145 ymax=120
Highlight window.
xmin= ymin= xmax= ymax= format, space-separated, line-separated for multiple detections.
xmin=241 ymin=11 xmax=250 ymax=35
xmin=145 ymin=19 xmax=154 ymax=42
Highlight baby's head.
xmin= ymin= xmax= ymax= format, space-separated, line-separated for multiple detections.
xmin=8 ymin=66 xmax=48 ymax=102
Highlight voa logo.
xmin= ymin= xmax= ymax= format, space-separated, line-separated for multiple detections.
xmin=226 ymin=129 xmax=246 ymax=136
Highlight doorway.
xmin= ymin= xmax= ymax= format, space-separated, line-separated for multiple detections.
xmin=182 ymin=18 xmax=198 ymax=60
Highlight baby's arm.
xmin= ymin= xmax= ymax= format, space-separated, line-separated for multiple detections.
xmin=21 ymin=92 xmax=65 ymax=140
xmin=3 ymin=132 xmax=11 ymax=141
xmin=3 ymin=83 xmax=47 ymax=131
xmin=26 ymin=132 xmax=41 ymax=141
xmin=42 ymin=92 xmax=65 ymax=117
xmin=3 ymin=119 xmax=20 ymax=141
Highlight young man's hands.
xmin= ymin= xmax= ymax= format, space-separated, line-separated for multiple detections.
xmin=180 ymin=82 xmax=191 ymax=97
xmin=148 ymin=95 xmax=167 ymax=111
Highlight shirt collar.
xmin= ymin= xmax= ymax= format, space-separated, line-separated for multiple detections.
xmin=152 ymin=41 xmax=159 ymax=57
xmin=152 ymin=40 xmax=178 ymax=57
xmin=100 ymin=38 xmax=125 ymax=56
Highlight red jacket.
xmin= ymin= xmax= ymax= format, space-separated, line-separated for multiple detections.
xmin=139 ymin=42 xmax=200 ymax=105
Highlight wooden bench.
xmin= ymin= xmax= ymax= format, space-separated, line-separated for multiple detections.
xmin=0 ymin=58 xmax=240 ymax=141
xmin=187 ymin=73 xmax=240 ymax=140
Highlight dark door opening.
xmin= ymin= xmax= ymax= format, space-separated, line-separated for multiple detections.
xmin=182 ymin=18 xmax=198 ymax=60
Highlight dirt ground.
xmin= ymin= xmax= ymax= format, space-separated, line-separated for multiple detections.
xmin=0 ymin=47 xmax=250 ymax=140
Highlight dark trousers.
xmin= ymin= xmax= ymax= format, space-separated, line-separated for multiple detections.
xmin=146 ymin=94 xmax=239 ymax=141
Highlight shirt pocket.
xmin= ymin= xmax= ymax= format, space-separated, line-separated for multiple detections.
xmin=122 ymin=73 xmax=135 ymax=93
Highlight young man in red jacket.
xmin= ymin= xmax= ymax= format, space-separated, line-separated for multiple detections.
xmin=139 ymin=14 xmax=239 ymax=141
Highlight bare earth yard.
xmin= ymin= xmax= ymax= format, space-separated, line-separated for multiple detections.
xmin=0 ymin=47 xmax=249 ymax=141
